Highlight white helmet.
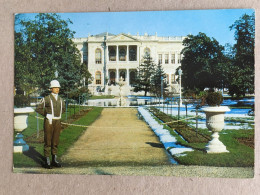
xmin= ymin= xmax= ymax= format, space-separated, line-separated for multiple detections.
xmin=50 ymin=80 xmax=61 ymax=88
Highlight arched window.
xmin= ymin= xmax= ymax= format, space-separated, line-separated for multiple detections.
xmin=158 ymin=54 xmax=162 ymax=64
xmin=95 ymin=49 xmax=102 ymax=64
xmin=95 ymin=71 xmax=101 ymax=85
xmin=178 ymin=53 xmax=182 ymax=64
xmin=165 ymin=54 xmax=169 ymax=64
xmin=171 ymin=53 xmax=175 ymax=64
xmin=109 ymin=71 xmax=116 ymax=85
xmin=166 ymin=74 xmax=169 ymax=84
xmin=119 ymin=71 xmax=126 ymax=81
xmin=130 ymin=71 xmax=136 ymax=85
xmin=171 ymin=74 xmax=176 ymax=84
xmin=144 ymin=47 xmax=150 ymax=57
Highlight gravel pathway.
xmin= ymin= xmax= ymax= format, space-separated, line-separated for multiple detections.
xmin=61 ymin=108 xmax=171 ymax=166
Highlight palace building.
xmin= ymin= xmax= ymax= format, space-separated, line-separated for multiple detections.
xmin=73 ymin=32 xmax=185 ymax=96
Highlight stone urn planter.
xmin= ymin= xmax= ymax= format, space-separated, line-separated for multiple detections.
xmin=201 ymin=91 xmax=230 ymax=153
xmin=14 ymin=107 xmax=34 ymax=153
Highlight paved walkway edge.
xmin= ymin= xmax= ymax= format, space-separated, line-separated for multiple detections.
xmin=13 ymin=166 xmax=254 ymax=178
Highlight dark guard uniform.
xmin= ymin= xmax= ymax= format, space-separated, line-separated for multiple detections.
xmin=36 ymin=93 xmax=65 ymax=168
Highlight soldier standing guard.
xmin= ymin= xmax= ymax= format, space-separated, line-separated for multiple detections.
xmin=36 ymin=80 xmax=65 ymax=169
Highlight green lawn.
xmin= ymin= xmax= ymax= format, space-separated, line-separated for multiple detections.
xmin=89 ymin=95 xmax=115 ymax=99
xmin=171 ymin=129 xmax=254 ymax=167
xmin=13 ymin=106 xmax=103 ymax=168
xmin=149 ymin=107 xmax=254 ymax=167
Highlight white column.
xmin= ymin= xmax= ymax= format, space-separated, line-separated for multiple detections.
xmin=106 ymin=45 xmax=109 ymax=64
xmin=116 ymin=68 xmax=119 ymax=83
xmin=137 ymin=46 xmax=139 ymax=62
xmin=127 ymin=69 xmax=130 ymax=86
xmin=179 ymin=73 xmax=182 ymax=106
xmin=106 ymin=69 xmax=109 ymax=85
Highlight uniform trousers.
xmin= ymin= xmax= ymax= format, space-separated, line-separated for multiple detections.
xmin=44 ymin=119 xmax=61 ymax=157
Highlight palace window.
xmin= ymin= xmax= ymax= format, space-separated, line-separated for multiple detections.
xmin=95 ymin=48 xmax=102 ymax=64
xmin=158 ymin=54 xmax=162 ymax=64
xmin=119 ymin=46 xmax=126 ymax=61
xmin=129 ymin=45 xmax=137 ymax=61
xmin=119 ymin=71 xmax=126 ymax=81
xmin=171 ymin=54 xmax=175 ymax=64
xmin=165 ymin=54 xmax=169 ymax=64
xmin=144 ymin=47 xmax=150 ymax=57
xmin=130 ymin=71 xmax=137 ymax=85
xmin=95 ymin=71 xmax=101 ymax=84
xmin=109 ymin=46 xmax=116 ymax=61
xmin=83 ymin=43 xmax=88 ymax=63
xmin=166 ymin=74 xmax=169 ymax=84
xmin=171 ymin=74 xmax=176 ymax=84
xmin=109 ymin=71 xmax=116 ymax=85
xmin=178 ymin=53 xmax=182 ymax=64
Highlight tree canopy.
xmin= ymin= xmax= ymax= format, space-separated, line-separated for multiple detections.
xmin=180 ymin=13 xmax=255 ymax=98
xmin=181 ymin=32 xmax=225 ymax=92
xmin=15 ymin=13 xmax=91 ymax=97
xmin=227 ymin=13 xmax=255 ymax=97
xmin=133 ymin=55 xmax=168 ymax=97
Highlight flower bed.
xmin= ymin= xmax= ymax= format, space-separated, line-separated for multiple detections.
xmin=149 ymin=107 xmax=211 ymax=143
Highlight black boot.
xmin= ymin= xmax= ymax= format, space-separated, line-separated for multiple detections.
xmin=44 ymin=157 xmax=52 ymax=169
xmin=52 ymin=155 xmax=62 ymax=168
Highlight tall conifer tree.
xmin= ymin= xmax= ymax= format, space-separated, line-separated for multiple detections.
xmin=134 ymin=55 xmax=156 ymax=96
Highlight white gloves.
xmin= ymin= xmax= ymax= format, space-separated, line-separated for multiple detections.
xmin=46 ymin=114 xmax=53 ymax=124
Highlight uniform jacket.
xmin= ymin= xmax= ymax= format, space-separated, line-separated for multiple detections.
xmin=36 ymin=94 xmax=65 ymax=118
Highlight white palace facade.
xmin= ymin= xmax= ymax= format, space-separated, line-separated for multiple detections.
xmin=73 ymin=32 xmax=185 ymax=96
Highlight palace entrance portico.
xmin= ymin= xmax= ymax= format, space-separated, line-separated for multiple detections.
xmin=108 ymin=69 xmax=136 ymax=86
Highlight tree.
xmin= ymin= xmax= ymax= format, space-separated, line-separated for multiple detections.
xmin=15 ymin=13 xmax=89 ymax=97
xmin=68 ymin=62 xmax=93 ymax=102
xmin=227 ymin=13 xmax=255 ymax=97
xmin=181 ymin=32 xmax=226 ymax=93
xmin=150 ymin=62 xmax=168 ymax=97
xmin=15 ymin=31 xmax=38 ymax=95
xmin=133 ymin=55 xmax=156 ymax=96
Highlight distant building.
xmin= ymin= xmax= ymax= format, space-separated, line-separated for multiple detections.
xmin=73 ymin=32 xmax=185 ymax=96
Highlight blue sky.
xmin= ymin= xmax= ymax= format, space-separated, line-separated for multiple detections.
xmin=16 ymin=9 xmax=254 ymax=45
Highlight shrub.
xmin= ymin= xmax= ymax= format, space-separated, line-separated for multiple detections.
xmin=206 ymin=92 xmax=223 ymax=106
xmin=14 ymin=95 xmax=31 ymax=108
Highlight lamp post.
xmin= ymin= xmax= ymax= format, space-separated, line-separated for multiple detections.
xmin=102 ymin=34 xmax=107 ymax=87
xmin=178 ymin=68 xmax=182 ymax=106
xmin=161 ymin=76 xmax=164 ymax=108
xmin=161 ymin=76 xmax=163 ymax=99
